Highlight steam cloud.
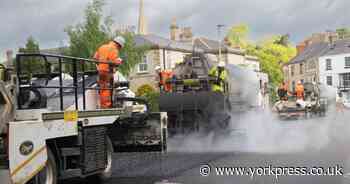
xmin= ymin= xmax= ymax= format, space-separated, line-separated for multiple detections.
xmin=168 ymin=65 xmax=350 ymax=154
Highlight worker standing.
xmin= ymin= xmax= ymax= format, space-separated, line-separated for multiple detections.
xmin=336 ymin=92 xmax=345 ymax=114
xmin=208 ymin=61 xmax=228 ymax=93
xmin=277 ymin=82 xmax=288 ymax=101
xmin=295 ymin=81 xmax=304 ymax=100
xmin=94 ymin=36 xmax=125 ymax=108
xmin=155 ymin=66 xmax=162 ymax=90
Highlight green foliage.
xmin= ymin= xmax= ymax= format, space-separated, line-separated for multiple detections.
xmin=226 ymin=24 xmax=297 ymax=101
xmin=226 ymin=24 xmax=249 ymax=48
xmin=136 ymin=84 xmax=159 ymax=112
xmin=136 ymin=84 xmax=155 ymax=96
xmin=336 ymin=28 xmax=350 ymax=39
xmin=65 ymin=0 xmax=110 ymax=59
xmin=117 ymin=32 xmax=150 ymax=76
xmin=18 ymin=36 xmax=45 ymax=74
xmin=252 ymin=36 xmax=296 ymax=86
xmin=65 ymin=0 xmax=148 ymax=75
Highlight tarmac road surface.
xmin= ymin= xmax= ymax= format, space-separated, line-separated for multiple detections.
xmin=62 ymin=112 xmax=350 ymax=184
xmin=62 ymin=141 xmax=350 ymax=184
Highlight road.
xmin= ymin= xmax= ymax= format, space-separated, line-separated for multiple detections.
xmin=67 ymin=112 xmax=350 ymax=184
xmin=96 ymin=147 xmax=349 ymax=184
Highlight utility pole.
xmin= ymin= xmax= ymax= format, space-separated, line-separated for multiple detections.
xmin=217 ymin=24 xmax=225 ymax=63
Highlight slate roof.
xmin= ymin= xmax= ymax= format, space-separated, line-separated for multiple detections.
xmin=134 ymin=34 xmax=245 ymax=55
xmin=134 ymin=34 xmax=199 ymax=52
xmin=194 ymin=37 xmax=244 ymax=55
xmin=288 ymin=39 xmax=350 ymax=65
xmin=323 ymin=39 xmax=350 ymax=56
xmin=288 ymin=42 xmax=330 ymax=64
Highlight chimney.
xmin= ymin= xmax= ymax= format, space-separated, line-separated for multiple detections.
xmin=170 ymin=18 xmax=179 ymax=41
xmin=5 ymin=50 xmax=13 ymax=67
xmin=137 ymin=0 xmax=147 ymax=35
xmin=296 ymin=42 xmax=306 ymax=55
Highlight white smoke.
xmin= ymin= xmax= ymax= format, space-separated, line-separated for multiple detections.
xmin=168 ymin=108 xmax=350 ymax=154
xmin=168 ymin=65 xmax=350 ymax=154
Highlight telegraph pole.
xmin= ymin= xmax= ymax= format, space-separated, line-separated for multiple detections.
xmin=217 ymin=24 xmax=225 ymax=63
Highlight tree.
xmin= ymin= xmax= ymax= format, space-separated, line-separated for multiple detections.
xmin=336 ymin=28 xmax=350 ymax=39
xmin=136 ymin=84 xmax=159 ymax=112
xmin=226 ymin=24 xmax=249 ymax=48
xmin=65 ymin=0 xmax=148 ymax=75
xmin=117 ymin=31 xmax=149 ymax=76
xmin=18 ymin=36 xmax=44 ymax=73
xmin=225 ymin=24 xmax=297 ymax=103
xmin=252 ymin=36 xmax=296 ymax=86
xmin=274 ymin=34 xmax=290 ymax=47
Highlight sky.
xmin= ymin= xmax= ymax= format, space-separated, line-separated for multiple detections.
xmin=0 ymin=0 xmax=349 ymax=61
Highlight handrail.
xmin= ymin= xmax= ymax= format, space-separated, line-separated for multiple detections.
xmin=16 ymin=53 xmax=119 ymax=111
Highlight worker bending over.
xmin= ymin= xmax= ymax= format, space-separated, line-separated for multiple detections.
xmin=94 ymin=36 xmax=125 ymax=108
xmin=209 ymin=61 xmax=228 ymax=93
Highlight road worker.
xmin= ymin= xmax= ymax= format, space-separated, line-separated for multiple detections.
xmin=336 ymin=92 xmax=345 ymax=114
xmin=159 ymin=69 xmax=174 ymax=92
xmin=94 ymin=36 xmax=125 ymax=108
xmin=277 ymin=82 xmax=288 ymax=101
xmin=208 ymin=61 xmax=228 ymax=93
xmin=295 ymin=80 xmax=304 ymax=100
xmin=155 ymin=66 xmax=162 ymax=90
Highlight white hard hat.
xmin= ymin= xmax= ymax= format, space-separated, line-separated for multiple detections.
xmin=155 ymin=66 xmax=161 ymax=71
xmin=113 ymin=36 xmax=126 ymax=48
xmin=218 ymin=61 xmax=226 ymax=67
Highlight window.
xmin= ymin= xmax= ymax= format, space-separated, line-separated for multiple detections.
xmin=326 ymin=59 xmax=332 ymax=70
xmin=292 ymin=81 xmax=295 ymax=92
xmin=138 ymin=55 xmax=148 ymax=73
xmin=340 ymin=73 xmax=350 ymax=87
xmin=299 ymin=63 xmax=304 ymax=74
xmin=345 ymin=57 xmax=350 ymax=68
xmin=291 ymin=65 xmax=295 ymax=76
xmin=326 ymin=76 xmax=333 ymax=86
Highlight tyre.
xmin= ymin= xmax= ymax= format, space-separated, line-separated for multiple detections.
xmin=32 ymin=148 xmax=57 ymax=184
xmin=96 ymin=136 xmax=114 ymax=181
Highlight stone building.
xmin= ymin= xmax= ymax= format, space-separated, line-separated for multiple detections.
xmin=284 ymin=42 xmax=329 ymax=91
xmin=128 ymin=34 xmax=195 ymax=92
xmin=284 ymin=32 xmax=350 ymax=94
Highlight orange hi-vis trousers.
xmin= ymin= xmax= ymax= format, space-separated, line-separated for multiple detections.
xmin=99 ymin=71 xmax=113 ymax=109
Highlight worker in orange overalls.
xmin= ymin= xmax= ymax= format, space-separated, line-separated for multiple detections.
xmin=94 ymin=36 xmax=125 ymax=108
xmin=295 ymin=80 xmax=305 ymax=100
xmin=157 ymin=67 xmax=173 ymax=92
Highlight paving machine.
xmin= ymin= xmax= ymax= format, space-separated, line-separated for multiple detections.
xmin=159 ymin=53 xmax=232 ymax=135
xmin=0 ymin=53 xmax=167 ymax=184
xmin=273 ymin=82 xmax=327 ymax=120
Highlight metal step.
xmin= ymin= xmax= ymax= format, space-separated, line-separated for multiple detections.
xmin=61 ymin=147 xmax=81 ymax=157
xmin=59 ymin=169 xmax=82 ymax=180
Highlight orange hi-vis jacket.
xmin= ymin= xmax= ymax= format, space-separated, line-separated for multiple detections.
xmin=94 ymin=41 xmax=122 ymax=73
xmin=159 ymin=70 xmax=173 ymax=92
xmin=295 ymin=84 xmax=304 ymax=99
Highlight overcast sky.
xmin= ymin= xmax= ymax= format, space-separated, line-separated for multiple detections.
xmin=0 ymin=0 xmax=349 ymax=61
